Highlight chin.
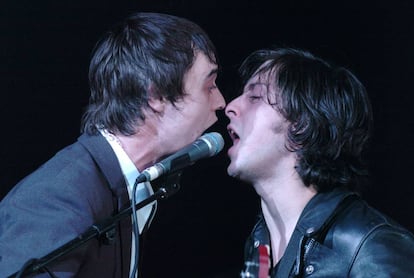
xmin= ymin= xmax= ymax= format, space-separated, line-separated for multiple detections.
xmin=227 ymin=165 xmax=236 ymax=177
xmin=228 ymin=163 xmax=256 ymax=184
xmin=227 ymin=164 xmax=242 ymax=180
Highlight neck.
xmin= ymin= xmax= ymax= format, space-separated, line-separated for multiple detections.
xmin=255 ymin=174 xmax=317 ymax=265
xmin=115 ymin=125 xmax=163 ymax=172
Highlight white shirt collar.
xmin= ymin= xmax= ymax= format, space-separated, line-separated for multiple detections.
xmin=99 ymin=128 xmax=157 ymax=234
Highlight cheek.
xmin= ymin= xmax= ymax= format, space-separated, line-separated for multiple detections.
xmin=198 ymin=99 xmax=216 ymax=119
xmin=181 ymin=105 xmax=211 ymax=131
xmin=242 ymin=121 xmax=286 ymax=155
xmin=179 ymin=95 xmax=218 ymax=132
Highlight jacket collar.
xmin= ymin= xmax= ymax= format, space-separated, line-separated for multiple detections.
xmin=78 ymin=133 xmax=128 ymax=199
xmin=252 ymin=187 xmax=357 ymax=244
xmin=78 ymin=133 xmax=132 ymax=278
xmin=295 ymin=187 xmax=356 ymax=236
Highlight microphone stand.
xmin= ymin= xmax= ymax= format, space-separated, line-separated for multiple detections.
xmin=9 ymin=172 xmax=182 ymax=278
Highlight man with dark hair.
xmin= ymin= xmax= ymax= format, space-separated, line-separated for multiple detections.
xmin=0 ymin=12 xmax=225 ymax=277
xmin=225 ymin=47 xmax=414 ymax=277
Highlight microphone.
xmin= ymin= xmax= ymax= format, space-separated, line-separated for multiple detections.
xmin=136 ymin=132 xmax=224 ymax=183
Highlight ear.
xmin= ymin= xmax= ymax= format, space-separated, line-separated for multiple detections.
xmin=148 ymin=96 xmax=166 ymax=114
xmin=147 ymin=84 xmax=166 ymax=114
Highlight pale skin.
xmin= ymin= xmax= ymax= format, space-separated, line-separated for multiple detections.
xmin=225 ymin=71 xmax=316 ymax=265
xmin=115 ymin=51 xmax=225 ymax=172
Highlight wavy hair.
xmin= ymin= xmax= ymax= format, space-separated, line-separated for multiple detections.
xmin=239 ymin=47 xmax=373 ymax=192
xmin=81 ymin=12 xmax=217 ymax=135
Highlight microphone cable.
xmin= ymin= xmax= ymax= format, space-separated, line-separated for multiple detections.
xmin=129 ymin=177 xmax=141 ymax=278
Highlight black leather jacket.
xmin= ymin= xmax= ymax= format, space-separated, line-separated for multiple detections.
xmin=242 ymin=188 xmax=414 ymax=277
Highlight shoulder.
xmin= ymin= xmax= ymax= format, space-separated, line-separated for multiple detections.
xmin=1 ymin=134 xmax=118 ymax=223
xmin=334 ymin=197 xmax=414 ymax=245
xmin=331 ymin=198 xmax=414 ymax=276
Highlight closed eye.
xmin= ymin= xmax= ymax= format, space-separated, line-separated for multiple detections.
xmin=249 ymin=95 xmax=261 ymax=100
xmin=248 ymin=95 xmax=262 ymax=103
xmin=209 ymin=85 xmax=218 ymax=91
xmin=244 ymin=82 xmax=267 ymax=103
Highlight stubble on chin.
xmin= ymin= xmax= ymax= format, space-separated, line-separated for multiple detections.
xmin=227 ymin=163 xmax=239 ymax=179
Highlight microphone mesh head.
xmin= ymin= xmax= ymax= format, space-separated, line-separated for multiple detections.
xmin=201 ymin=132 xmax=225 ymax=156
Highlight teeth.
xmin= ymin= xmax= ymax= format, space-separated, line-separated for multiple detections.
xmin=228 ymin=128 xmax=239 ymax=140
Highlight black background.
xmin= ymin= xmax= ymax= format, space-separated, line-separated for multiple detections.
xmin=1 ymin=1 xmax=413 ymax=277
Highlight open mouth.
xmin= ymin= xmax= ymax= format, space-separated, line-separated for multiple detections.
xmin=227 ymin=127 xmax=240 ymax=142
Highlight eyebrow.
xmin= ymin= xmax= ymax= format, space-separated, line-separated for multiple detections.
xmin=206 ymin=68 xmax=219 ymax=79
xmin=245 ymin=82 xmax=268 ymax=88
xmin=243 ymin=82 xmax=268 ymax=93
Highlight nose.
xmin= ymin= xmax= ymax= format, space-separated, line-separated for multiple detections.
xmin=225 ymin=96 xmax=239 ymax=118
xmin=213 ymin=88 xmax=226 ymax=110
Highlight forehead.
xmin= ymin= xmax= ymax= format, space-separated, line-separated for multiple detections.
xmin=187 ymin=51 xmax=218 ymax=79
xmin=244 ymin=69 xmax=281 ymax=104
xmin=244 ymin=68 xmax=276 ymax=92
xmin=246 ymin=60 xmax=278 ymax=84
